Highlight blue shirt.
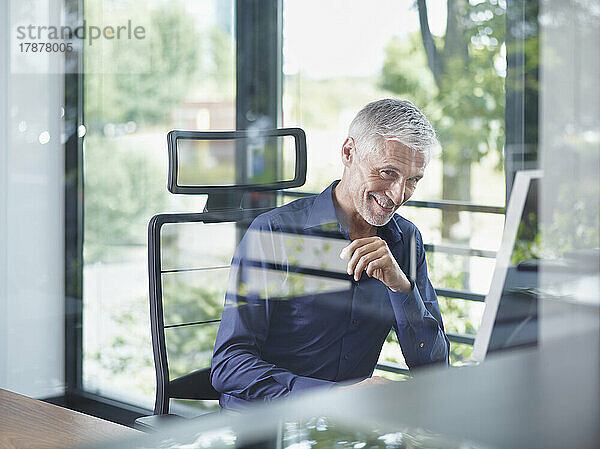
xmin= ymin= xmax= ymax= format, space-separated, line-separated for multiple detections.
xmin=210 ymin=181 xmax=449 ymax=409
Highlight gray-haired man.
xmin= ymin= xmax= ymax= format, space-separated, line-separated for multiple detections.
xmin=211 ymin=99 xmax=449 ymax=409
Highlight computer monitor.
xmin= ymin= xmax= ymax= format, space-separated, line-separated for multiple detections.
xmin=472 ymin=170 xmax=542 ymax=362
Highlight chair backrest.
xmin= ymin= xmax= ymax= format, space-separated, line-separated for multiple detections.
xmin=148 ymin=128 xmax=307 ymax=415
xmin=149 ymin=208 xmax=274 ymax=414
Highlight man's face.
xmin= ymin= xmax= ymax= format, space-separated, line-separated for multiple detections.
xmin=346 ymin=138 xmax=427 ymax=226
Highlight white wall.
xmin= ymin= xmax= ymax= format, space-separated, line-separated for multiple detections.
xmin=0 ymin=0 xmax=65 ymax=398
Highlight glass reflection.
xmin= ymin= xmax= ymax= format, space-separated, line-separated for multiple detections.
xmin=177 ymin=136 xmax=297 ymax=187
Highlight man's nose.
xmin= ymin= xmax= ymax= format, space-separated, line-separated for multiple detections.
xmin=388 ymin=179 xmax=406 ymax=205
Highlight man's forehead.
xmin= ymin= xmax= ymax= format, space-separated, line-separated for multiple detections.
xmin=371 ymin=138 xmax=427 ymax=168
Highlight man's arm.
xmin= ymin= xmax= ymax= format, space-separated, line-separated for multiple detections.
xmin=210 ymin=217 xmax=334 ymax=405
xmin=388 ymin=228 xmax=449 ymax=367
xmin=342 ymin=228 xmax=449 ymax=368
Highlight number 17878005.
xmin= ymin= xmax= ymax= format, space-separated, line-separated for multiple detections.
xmin=19 ymin=42 xmax=73 ymax=52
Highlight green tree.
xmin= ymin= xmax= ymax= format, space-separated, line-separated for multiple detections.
xmin=381 ymin=0 xmax=506 ymax=239
xmin=83 ymin=135 xmax=167 ymax=262
xmin=85 ymin=0 xmax=201 ymax=126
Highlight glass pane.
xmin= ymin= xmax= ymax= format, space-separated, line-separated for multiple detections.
xmin=82 ymin=0 xmax=235 ymax=408
xmin=438 ymin=297 xmax=484 ymax=336
xmin=169 ymin=398 xmax=220 ymax=418
xmin=162 ymin=268 xmax=229 ymax=326
xmin=426 ymin=252 xmax=495 ymax=295
xmin=378 ymin=330 xmax=407 ymax=370
xmin=161 ymin=222 xmax=237 ymax=271
xmin=449 ymin=342 xmax=474 ymax=365
xmin=283 ymin=0 xmax=505 ymax=207
xmin=400 ymin=206 xmax=504 ymax=251
xmin=176 ymin=136 xmax=297 ymax=186
xmin=165 ymin=322 xmax=219 ymax=381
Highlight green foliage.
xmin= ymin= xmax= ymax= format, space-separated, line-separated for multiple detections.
xmin=381 ymin=30 xmax=505 ymax=166
xmin=85 ymin=0 xmax=232 ymax=126
xmin=380 ymin=0 xmax=507 ymax=218
xmin=428 ymin=253 xmax=478 ymax=364
xmin=541 ymin=172 xmax=600 ymax=258
xmin=511 ymin=212 xmax=542 ymax=265
xmin=83 ymin=135 xmax=167 ymax=263
xmin=284 ymin=75 xmax=393 ymax=130
xmin=108 ymin=1 xmax=197 ymax=124
xmin=96 ymin=273 xmax=225 ymax=409
xmin=380 ymin=34 xmax=437 ymax=108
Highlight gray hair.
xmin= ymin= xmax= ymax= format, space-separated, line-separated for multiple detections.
xmin=348 ymin=98 xmax=438 ymax=163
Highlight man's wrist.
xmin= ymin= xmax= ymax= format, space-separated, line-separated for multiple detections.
xmin=389 ymin=278 xmax=413 ymax=293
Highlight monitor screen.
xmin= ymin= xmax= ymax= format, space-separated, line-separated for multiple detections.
xmin=472 ymin=170 xmax=542 ymax=361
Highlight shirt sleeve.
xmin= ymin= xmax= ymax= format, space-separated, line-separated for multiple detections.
xmin=210 ymin=215 xmax=334 ymax=405
xmin=388 ymin=228 xmax=450 ymax=368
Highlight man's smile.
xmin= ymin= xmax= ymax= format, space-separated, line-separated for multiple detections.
xmin=369 ymin=192 xmax=396 ymax=212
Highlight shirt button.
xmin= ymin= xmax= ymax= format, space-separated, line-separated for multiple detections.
xmin=344 ymin=354 xmax=349 ymax=360
xmin=352 ymin=319 xmax=358 ymax=325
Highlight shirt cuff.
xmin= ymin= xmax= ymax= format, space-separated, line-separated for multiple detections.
xmin=290 ymin=375 xmax=336 ymax=393
xmin=389 ymin=283 xmax=429 ymax=329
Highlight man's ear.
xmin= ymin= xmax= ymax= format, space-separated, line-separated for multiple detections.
xmin=341 ymin=137 xmax=355 ymax=168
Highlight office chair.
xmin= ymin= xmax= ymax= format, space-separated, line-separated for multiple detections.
xmin=134 ymin=128 xmax=307 ymax=431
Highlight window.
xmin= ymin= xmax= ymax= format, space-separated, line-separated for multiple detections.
xmin=76 ymin=0 xmax=521 ymax=412
xmin=82 ymin=0 xmax=235 ymax=407
xmin=282 ymin=0 xmax=507 ymax=368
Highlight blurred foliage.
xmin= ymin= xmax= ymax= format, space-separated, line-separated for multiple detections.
xmin=83 ymin=135 xmax=167 ymax=263
xmin=95 ymin=274 xmax=224 ymax=411
xmin=428 ymin=253 xmax=476 ymax=364
xmin=284 ymin=75 xmax=392 ymax=130
xmin=381 ymin=0 xmax=506 ymax=236
xmin=85 ymin=0 xmax=233 ymax=128
xmin=381 ymin=1 xmax=506 ymax=165
xmin=162 ymin=272 xmax=227 ymax=326
xmin=85 ymin=1 xmax=199 ymax=126
xmin=541 ymin=159 xmax=600 ymax=258
xmin=511 ymin=212 xmax=542 ymax=265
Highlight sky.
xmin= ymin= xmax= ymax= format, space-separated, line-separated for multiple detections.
xmin=283 ymin=0 xmax=447 ymax=78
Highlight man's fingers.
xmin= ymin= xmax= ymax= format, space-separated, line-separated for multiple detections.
xmin=365 ymin=255 xmax=387 ymax=278
xmin=347 ymin=241 xmax=382 ymax=276
xmin=352 ymin=248 xmax=386 ymax=281
xmin=339 ymin=237 xmax=380 ymax=260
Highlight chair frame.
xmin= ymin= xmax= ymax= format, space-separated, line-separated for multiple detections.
xmin=148 ymin=209 xmax=272 ymax=415
xmin=148 ymin=127 xmax=307 ymax=417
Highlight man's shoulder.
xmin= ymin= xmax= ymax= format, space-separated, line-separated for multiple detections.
xmin=391 ymin=213 xmax=422 ymax=237
xmin=250 ymin=194 xmax=317 ymax=231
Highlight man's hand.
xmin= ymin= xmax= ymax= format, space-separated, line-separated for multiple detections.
xmin=340 ymin=237 xmax=412 ymax=292
xmin=338 ymin=376 xmax=394 ymax=390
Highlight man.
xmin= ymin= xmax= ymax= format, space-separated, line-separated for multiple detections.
xmin=210 ymin=99 xmax=449 ymax=409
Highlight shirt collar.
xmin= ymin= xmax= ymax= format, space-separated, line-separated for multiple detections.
xmin=303 ymin=181 xmax=341 ymax=231
xmin=377 ymin=215 xmax=404 ymax=245
xmin=303 ymin=180 xmax=404 ymax=245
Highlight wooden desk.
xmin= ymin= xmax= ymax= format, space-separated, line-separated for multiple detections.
xmin=0 ymin=389 xmax=139 ymax=449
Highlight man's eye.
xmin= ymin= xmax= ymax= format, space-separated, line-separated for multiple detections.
xmin=408 ymin=177 xmax=420 ymax=184
xmin=381 ymin=170 xmax=396 ymax=179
